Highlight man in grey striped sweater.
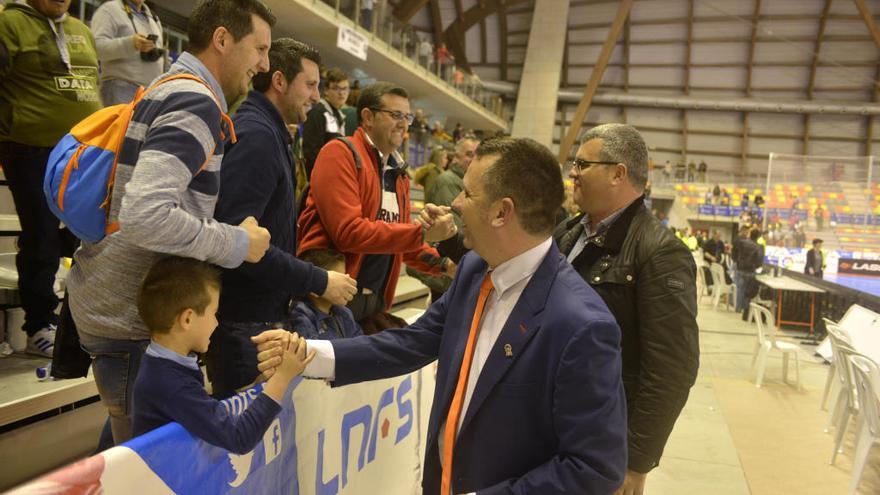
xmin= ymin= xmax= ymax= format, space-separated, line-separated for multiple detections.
xmin=67 ymin=0 xmax=275 ymax=447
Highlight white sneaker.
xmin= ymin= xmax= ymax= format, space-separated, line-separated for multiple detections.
xmin=26 ymin=325 xmax=56 ymax=357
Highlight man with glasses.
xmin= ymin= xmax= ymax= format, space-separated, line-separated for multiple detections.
xmin=303 ymin=67 xmax=349 ymax=177
xmin=554 ymin=123 xmax=699 ymax=495
xmin=427 ymin=136 xmax=479 ymax=229
xmin=298 ymin=81 xmax=456 ymax=332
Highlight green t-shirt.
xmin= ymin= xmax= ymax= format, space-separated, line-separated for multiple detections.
xmin=0 ymin=4 xmax=101 ymax=147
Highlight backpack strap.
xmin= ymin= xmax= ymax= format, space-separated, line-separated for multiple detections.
xmin=138 ymin=73 xmax=237 ymax=144
xmin=335 ymin=137 xmax=361 ymax=169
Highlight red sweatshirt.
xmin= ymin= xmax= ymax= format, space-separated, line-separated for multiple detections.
xmin=298 ymin=128 xmax=445 ymax=309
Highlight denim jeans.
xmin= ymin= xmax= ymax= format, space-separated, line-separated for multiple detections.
xmin=205 ymin=319 xmax=293 ymax=399
xmin=735 ymin=271 xmax=755 ymax=315
xmin=0 ymin=142 xmax=78 ymax=334
xmin=100 ymin=79 xmax=139 ymax=106
xmin=79 ymin=332 xmax=149 ymax=446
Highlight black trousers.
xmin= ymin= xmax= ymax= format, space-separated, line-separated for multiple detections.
xmin=0 ymin=142 xmax=77 ymax=335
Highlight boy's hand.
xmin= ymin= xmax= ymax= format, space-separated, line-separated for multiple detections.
xmin=252 ymin=329 xmax=291 ymax=380
xmin=275 ymin=334 xmax=316 ymax=380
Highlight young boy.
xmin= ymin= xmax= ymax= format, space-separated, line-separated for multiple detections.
xmin=132 ymin=257 xmax=313 ymax=454
xmin=290 ymin=249 xmax=363 ymax=340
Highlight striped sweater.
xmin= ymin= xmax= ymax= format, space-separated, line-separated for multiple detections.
xmin=68 ymin=52 xmax=249 ymax=341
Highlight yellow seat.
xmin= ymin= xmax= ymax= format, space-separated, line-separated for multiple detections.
xmin=732 ymin=201 xmax=741 ymax=207
xmin=753 ymin=188 xmax=763 ymax=195
xmin=843 ymin=206 xmax=853 ymax=213
xmin=675 ymin=184 xmax=683 ymax=191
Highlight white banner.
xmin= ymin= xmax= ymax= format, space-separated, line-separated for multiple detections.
xmin=10 ymin=366 xmax=437 ymax=495
xmin=337 ymin=26 xmax=369 ymax=61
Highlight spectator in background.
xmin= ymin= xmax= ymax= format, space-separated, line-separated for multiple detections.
xmin=554 ymin=123 xmax=698 ymax=494
xmin=290 ymin=249 xmax=363 ymax=340
xmin=805 ymin=238 xmax=824 ymax=278
xmin=814 ymin=203 xmax=825 ymax=231
xmin=703 ymin=230 xmax=725 ymax=264
xmin=303 ymin=67 xmax=348 ymax=177
xmin=408 ymin=108 xmax=430 ymax=165
xmin=297 ymin=82 xmax=456 ymax=332
xmin=451 ymin=122 xmax=463 ymax=141
xmin=732 ymin=226 xmax=764 ymax=320
xmin=91 ymin=0 xmax=165 ymax=105
xmin=435 ymin=41 xmax=452 ymax=80
xmin=67 ymin=0 xmax=275 ymax=445
xmin=663 ymin=160 xmax=672 ymax=183
xmin=0 ymin=0 xmax=102 ymax=357
xmin=418 ymin=36 xmax=432 ymax=68
xmin=427 ymin=137 xmax=479 ymax=228
xmin=687 ymin=160 xmax=696 ymax=182
xmin=208 ymin=39 xmax=357 ymax=398
xmin=412 ymin=145 xmax=448 ymax=200
xmin=712 ymin=183 xmax=721 ymax=204
xmin=346 ymin=78 xmax=360 ymax=106
xmin=697 ymin=159 xmax=707 ymax=182
xmin=359 ymin=0 xmax=373 ymax=31
xmin=675 ymin=160 xmax=686 ymax=180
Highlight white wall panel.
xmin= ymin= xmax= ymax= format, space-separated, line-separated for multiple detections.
xmin=825 ymin=19 xmax=877 ymax=36
xmin=569 ymin=3 xmax=615 ymax=24
xmin=750 ymin=66 xmax=810 ymax=87
xmin=465 ymin=26 xmax=481 ymax=63
xmin=508 ymin=46 xmax=526 ymax=64
xmin=630 ymin=0 xmax=687 ymax=21
xmin=811 ymin=141 xmax=862 ymax=157
xmin=815 ymin=66 xmax=877 ymax=88
xmin=692 ymin=21 xmax=752 ymax=39
xmin=627 ymin=107 xmax=683 ymax=129
xmin=828 ymin=0 xmax=860 ymax=15
xmin=689 ymin=67 xmax=746 ymax=88
xmin=485 ymin=14 xmax=500 ymax=64
xmin=750 ymin=89 xmax=806 ymax=99
xmin=508 ymin=33 xmax=529 ymax=46
xmin=629 ymin=67 xmax=685 ymax=86
xmin=820 ymin=42 xmax=879 ymax=63
xmin=761 ymin=0 xmax=823 ymax=16
xmin=688 ymin=110 xmax=742 ymax=132
xmin=629 ymin=44 xmax=687 ymax=65
xmin=758 ymin=19 xmax=820 ymax=38
xmin=507 ymin=12 xmax=532 ymax=32
xmin=748 ymin=114 xmax=803 ymax=135
xmin=693 ymin=0 xmax=754 ymax=17
xmin=629 ymin=24 xmax=686 ymax=42
xmin=751 ymin=137 xmax=801 ymax=155
xmin=691 ymin=42 xmax=749 ymax=64
xmin=752 ymin=41 xmax=814 ymax=64
xmin=689 ymin=134 xmax=742 ymax=154
xmin=641 ymin=130 xmax=683 ymax=150
xmin=813 ymin=90 xmax=872 ymax=101
xmin=811 ymin=115 xmax=865 ymax=139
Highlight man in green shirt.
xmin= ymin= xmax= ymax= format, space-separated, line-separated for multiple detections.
xmin=0 ymin=0 xmax=101 ymax=356
xmin=426 ymin=136 xmax=478 ymax=228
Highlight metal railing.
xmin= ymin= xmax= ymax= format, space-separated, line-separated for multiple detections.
xmin=315 ymin=0 xmax=506 ymax=120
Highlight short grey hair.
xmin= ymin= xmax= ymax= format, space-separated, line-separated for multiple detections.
xmin=582 ymin=123 xmax=649 ymax=190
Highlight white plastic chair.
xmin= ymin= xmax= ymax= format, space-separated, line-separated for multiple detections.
xmin=820 ymin=319 xmax=850 ymax=411
xmin=710 ymin=263 xmax=735 ymax=311
xmin=825 ymin=326 xmax=861 ymax=465
xmin=750 ymin=302 xmax=800 ymax=389
xmin=848 ymin=354 xmax=880 ymax=495
xmin=695 ymin=261 xmax=714 ymax=305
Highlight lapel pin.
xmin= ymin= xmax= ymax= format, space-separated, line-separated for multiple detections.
xmin=519 ymin=323 xmax=527 ymax=334
xmin=504 ymin=344 xmax=513 ymax=357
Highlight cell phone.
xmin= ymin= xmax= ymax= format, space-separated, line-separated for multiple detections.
xmin=146 ymin=34 xmax=158 ymax=42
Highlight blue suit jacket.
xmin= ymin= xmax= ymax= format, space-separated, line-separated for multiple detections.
xmin=333 ymin=243 xmax=627 ymax=494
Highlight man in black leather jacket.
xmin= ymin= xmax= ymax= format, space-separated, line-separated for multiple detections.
xmin=554 ymin=123 xmax=699 ymax=495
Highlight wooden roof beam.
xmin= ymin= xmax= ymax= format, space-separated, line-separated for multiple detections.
xmin=557 ymin=0 xmax=635 ymax=163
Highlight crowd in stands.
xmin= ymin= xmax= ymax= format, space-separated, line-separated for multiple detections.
xmin=0 ymin=1 xmax=700 ymax=493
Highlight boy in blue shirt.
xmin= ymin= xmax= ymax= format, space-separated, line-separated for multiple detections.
xmin=291 ymin=249 xmax=364 ymax=340
xmin=132 ymin=257 xmax=313 ymax=454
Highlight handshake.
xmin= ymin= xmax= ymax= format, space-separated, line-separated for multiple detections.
xmin=418 ymin=203 xmax=458 ymax=243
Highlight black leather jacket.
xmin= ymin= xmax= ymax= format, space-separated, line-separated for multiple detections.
xmin=554 ymin=197 xmax=700 ymax=473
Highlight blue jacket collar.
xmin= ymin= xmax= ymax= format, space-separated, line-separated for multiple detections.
xmin=237 ymin=90 xmax=289 ymax=138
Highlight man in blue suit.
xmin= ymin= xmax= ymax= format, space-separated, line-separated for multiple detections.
xmin=255 ymin=137 xmax=627 ymax=494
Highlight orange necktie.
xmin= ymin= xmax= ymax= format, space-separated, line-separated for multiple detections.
xmin=441 ymin=272 xmax=494 ymax=495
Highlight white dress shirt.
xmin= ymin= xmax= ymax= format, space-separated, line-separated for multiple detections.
xmin=303 ymin=237 xmax=553 ymax=495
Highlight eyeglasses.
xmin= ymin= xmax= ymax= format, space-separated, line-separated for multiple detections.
xmin=370 ymin=108 xmax=415 ymax=125
xmin=328 ymin=85 xmax=350 ymax=93
xmin=570 ymin=158 xmax=619 ymax=172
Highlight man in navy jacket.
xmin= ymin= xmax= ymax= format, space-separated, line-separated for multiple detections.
xmin=209 ymin=38 xmax=357 ymax=397
xmin=256 ymin=138 xmax=627 ymax=494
